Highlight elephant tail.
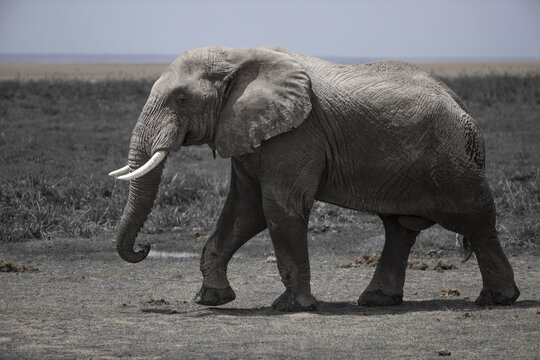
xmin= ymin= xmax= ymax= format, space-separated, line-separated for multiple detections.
xmin=461 ymin=235 xmax=474 ymax=263
xmin=455 ymin=234 xmax=473 ymax=262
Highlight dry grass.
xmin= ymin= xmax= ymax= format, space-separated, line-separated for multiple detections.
xmin=0 ymin=63 xmax=168 ymax=81
xmin=2 ymin=62 xmax=539 ymax=82
xmin=418 ymin=62 xmax=540 ymax=78
xmin=1 ymin=75 xmax=539 ymax=253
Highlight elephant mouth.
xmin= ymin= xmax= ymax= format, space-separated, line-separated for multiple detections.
xmin=109 ymin=150 xmax=168 ymax=181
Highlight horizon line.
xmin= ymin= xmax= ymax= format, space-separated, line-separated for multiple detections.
xmin=1 ymin=53 xmax=539 ymax=64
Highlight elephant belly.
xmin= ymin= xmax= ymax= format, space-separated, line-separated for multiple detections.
xmin=314 ymin=163 xmax=442 ymax=217
xmin=315 ymin=155 xmax=488 ymax=224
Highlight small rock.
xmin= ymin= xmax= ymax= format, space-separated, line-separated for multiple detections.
xmin=0 ymin=260 xmax=11 ymax=272
xmin=338 ymin=254 xmax=380 ymax=268
xmin=146 ymin=298 xmax=169 ymax=305
xmin=265 ymin=256 xmax=277 ymax=263
xmin=191 ymin=227 xmax=203 ymax=236
xmin=432 ymin=261 xmax=457 ymax=272
xmin=172 ymin=226 xmax=182 ymax=232
xmin=440 ymin=289 xmax=460 ymax=298
xmin=13 ymin=263 xmax=25 ymax=272
xmin=169 ymin=272 xmax=183 ymax=280
xmin=196 ymin=235 xmax=208 ymax=242
xmin=408 ymin=261 xmax=428 ymax=270
xmin=438 ymin=349 xmax=451 ymax=356
xmin=428 ymin=249 xmax=446 ymax=258
xmin=27 ymin=265 xmax=40 ymax=272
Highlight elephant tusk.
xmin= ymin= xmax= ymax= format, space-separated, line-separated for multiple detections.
xmin=108 ymin=165 xmax=131 ymax=177
xmin=117 ymin=150 xmax=168 ymax=181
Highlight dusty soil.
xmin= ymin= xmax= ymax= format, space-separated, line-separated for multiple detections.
xmin=1 ymin=231 xmax=538 ymax=359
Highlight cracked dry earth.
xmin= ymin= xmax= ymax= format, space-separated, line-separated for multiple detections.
xmin=1 ymin=234 xmax=539 ymax=359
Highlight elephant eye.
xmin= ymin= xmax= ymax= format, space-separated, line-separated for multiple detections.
xmin=175 ymin=94 xmax=188 ymax=106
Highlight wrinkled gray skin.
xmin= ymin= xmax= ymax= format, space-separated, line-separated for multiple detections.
xmin=115 ymin=46 xmax=519 ymax=311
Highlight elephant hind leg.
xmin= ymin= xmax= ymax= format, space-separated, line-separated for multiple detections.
xmin=467 ymin=228 xmax=520 ymax=305
xmin=436 ymin=187 xmax=519 ymax=306
xmin=358 ymin=214 xmax=420 ymax=306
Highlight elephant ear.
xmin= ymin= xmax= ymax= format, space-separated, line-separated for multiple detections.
xmin=215 ymin=48 xmax=312 ymax=158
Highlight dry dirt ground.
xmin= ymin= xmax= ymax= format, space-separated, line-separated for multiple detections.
xmin=1 ymin=230 xmax=539 ymax=359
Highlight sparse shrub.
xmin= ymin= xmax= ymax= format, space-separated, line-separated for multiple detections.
xmin=144 ymin=172 xmax=229 ymax=234
xmin=440 ymin=75 xmax=540 ymax=107
xmin=1 ymin=76 xmax=539 ymax=252
xmin=0 ymin=174 xmax=127 ymax=241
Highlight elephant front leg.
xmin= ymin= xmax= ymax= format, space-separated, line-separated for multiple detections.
xmin=358 ymin=215 xmax=419 ymax=306
xmin=263 ymin=201 xmax=317 ymax=312
xmin=194 ymin=231 xmax=238 ymax=306
xmin=194 ymin=166 xmax=267 ymax=306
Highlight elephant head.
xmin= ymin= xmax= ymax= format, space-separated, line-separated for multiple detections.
xmin=110 ymin=46 xmax=312 ymax=263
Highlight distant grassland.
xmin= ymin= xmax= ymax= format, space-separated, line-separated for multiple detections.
xmin=1 ymin=61 xmax=540 ymax=81
xmin=0 ymin=71 xmax=539 ymax=253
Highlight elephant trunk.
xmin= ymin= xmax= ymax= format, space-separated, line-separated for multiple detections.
xmin=115 ymin=145 xmax=165 ymax=263
xmin=114 ymin=91 xmax=186 ymax=263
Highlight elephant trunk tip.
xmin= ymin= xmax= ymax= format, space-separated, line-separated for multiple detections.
xmin=117 ymin=242 xmax=151 ymax=263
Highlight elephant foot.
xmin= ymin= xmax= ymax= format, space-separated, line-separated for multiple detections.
xmin=272 ymin=289 xmax=317 ymax=312
xmin=358 ymin=289 xmax=403 ymax=306
xmin=474 ymin=284 xmax=520 ymax=306
xmin=193 ymin=285 xmax=236 ymax=306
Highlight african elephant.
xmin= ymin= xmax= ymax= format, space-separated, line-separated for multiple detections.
xmin=110 ymin=46 xmax=519 ymax=311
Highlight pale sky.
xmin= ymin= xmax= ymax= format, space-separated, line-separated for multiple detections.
xmin=1 ymin=0 xmax=539 ymax=60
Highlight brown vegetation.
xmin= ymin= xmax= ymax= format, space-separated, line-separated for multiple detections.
xmin=0 ymin=259 xmax=39 ymax=272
